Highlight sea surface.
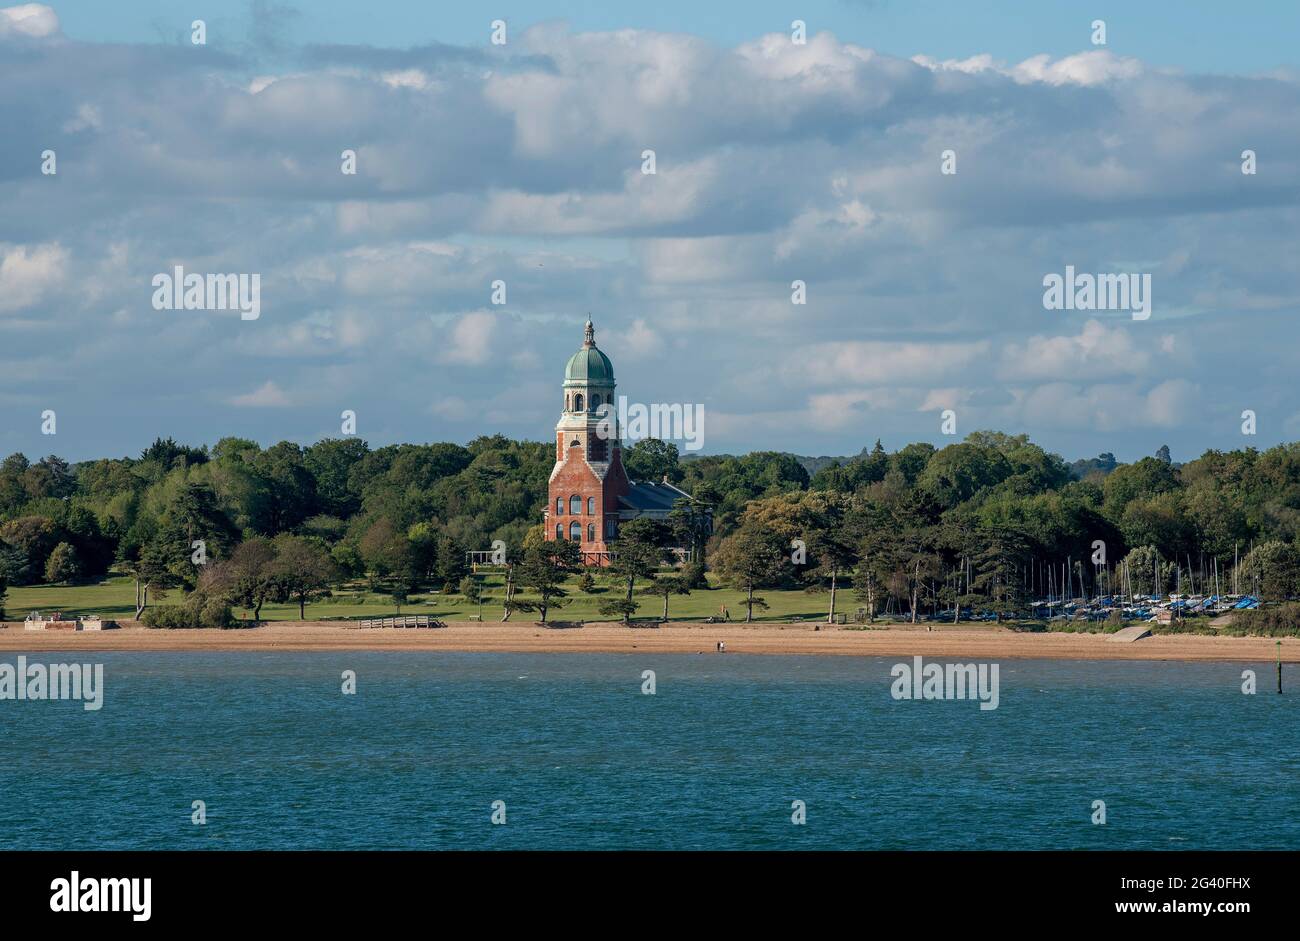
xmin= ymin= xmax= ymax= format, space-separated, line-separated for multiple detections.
xmin=1 ymin=652 xmax=1296 ymax=850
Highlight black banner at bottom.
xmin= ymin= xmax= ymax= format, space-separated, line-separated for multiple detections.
xmin=0 ymin=850 xmax=1279 ymax=927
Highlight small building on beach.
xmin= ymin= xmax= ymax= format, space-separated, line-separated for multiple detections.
xmin=23 ymin=612 xmax=118 ymax=631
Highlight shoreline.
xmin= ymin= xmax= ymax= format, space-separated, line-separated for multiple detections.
xmin=1 ymin=620 xmax=1296 ymax=662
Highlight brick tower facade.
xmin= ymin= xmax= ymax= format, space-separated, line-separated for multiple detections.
xmin=544 ymin=319 xmax=631 ymax=563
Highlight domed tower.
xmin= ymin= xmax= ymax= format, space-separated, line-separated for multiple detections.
xmin=545 ymin=319 xmax=631 ymax=562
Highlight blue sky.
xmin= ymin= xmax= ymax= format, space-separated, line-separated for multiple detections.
xmin=46 ymin=1 xmax=1300 ymax=76
xmin=2 ymin=1 xmax=1300 ymax=465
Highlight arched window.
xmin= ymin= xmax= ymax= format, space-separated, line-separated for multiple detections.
xmin=605 ymin=519 xmax=617 ymax=539
xmin=555 ymin=497 xmax=564 ymax=516
xmin=570 ymin=494 xmax=582 ymax=515
xmin=591 ymin=393 xmax=601 ymax=408
xmin=587 ymin=497 xmax=595 ymax=515
xmin=570 ymin=521 xmax=582 ymax=541
xmin=555 ymin=524 xmax=563 ymax=540
xmin=574 ymin=393 xmax=585 ymax=412
xmin=587 ymin=523 xmax=596 ymax=542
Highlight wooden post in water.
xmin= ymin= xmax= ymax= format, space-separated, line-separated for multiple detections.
xmin=1278 ymin=640 xmax=1283 ymax=695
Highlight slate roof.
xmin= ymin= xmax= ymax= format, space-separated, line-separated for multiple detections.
xmin=619 ymin=479 xmax=693 ymax=513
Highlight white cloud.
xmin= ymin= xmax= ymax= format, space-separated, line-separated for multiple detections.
xmin=737 ymin=30 xmax=875 ymax=87
xmin=61 ymin=103 xmax=101 ymax=133
xmin=229 ymin=381 xmax=292 ymax=408
xmin=1010 ymin=51 xmax=1143 ymax=87
xmin=0 ymin=3 xmax=58 ymax=39
xmin=804 ymin=388 xmax=913 ymax=430
xmin=910 ymin=53 xmax=997 ymax=75
xmin=1145 ymin=378 xmax=1198 ymax=426
xmin=998 ymin=319 xmax=1162 ymax=381
xmin=1 ymin=21 xmax=1298 ymax=460
xmin=430 ymin=395 xmax=470 ymax=420
xmin=784 ymin=338 xmax=992 ymax=387
xmin=913 ymin=50 xmax=1143 ymax=87
xmin=1010 ymin=379 xmax=1198 ymax=431
xmin=619 ymin=318 xmax=665 ymax=358
xmin=477 ymin=159 xmax=718 ymax=236
xmin=0 ymin=242 xmax=67 ymax=313
xmin=438 ymin=310 xmax=495 ymax=365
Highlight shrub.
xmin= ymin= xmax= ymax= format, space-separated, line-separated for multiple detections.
xmin=141 ymin=605 xmax=192 ymax=629
xmin=200 ymin=598 xmax=235 ymax=628
xmin=142 ymin=599 xmax=234 ymax=629
xmin=1009 ymin=621 xmax=1047 ymax=633
xmin=680 ymin=560 xmax=707 ymax=590
xmin=1224 ymin=604 xmax=1300 ymax=637
xmin=1048 ymin=621 xmax=1100 ymax=634
xmin=459 ymin=576 xmax=482 ymax=602
xmin=1152 ymin=619 xmax=1218 ymax=636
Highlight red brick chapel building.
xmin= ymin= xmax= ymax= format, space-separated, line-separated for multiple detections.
xmin=544 ymin=320 xmax=699 ymax=564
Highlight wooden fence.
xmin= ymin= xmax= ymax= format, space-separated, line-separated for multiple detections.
xmin=350 ymin=615 xmax=447 ymax=629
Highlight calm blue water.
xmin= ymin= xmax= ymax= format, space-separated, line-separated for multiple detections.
xmin=1 ymin=652 xmax=1296 ymax=850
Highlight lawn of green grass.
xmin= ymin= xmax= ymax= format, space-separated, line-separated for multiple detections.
xmin=6 ymin=576 xmax=141 ymax=619
xmin=5 ymin=571 xmax=844 ymax=623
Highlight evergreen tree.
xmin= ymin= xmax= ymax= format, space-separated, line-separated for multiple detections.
xmin=435 ymin=534 xmax=470 ymax=591
xmin=644 ymin=574 xmax=690 ymax=621
xmin=712 ymin=525 xmax=787 ymax=622
xmin=44 ymin=542 xmax=82 ymax=584
xmin=971 ymin=525 xmax=1031 ymax=621
xmin=512 ymin=538 xmax=583 ymax=624
xmin=601 ymin=518 xmax=673 ymax=623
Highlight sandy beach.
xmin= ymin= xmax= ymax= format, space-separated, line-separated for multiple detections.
xmin=0 ymin=619 xmax=1295 ymax=662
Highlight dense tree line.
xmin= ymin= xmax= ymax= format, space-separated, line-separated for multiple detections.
xmin=3 ymin=430 xmax=1300 ymax=624
xmin=0 ymin=435 xmax=546 ymax=618
xmin=708 ymin=432 xmax=1300 ymax=621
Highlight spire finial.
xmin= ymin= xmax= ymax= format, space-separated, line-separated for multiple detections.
xmin=583 ymin=317 xmax=595 ymax=347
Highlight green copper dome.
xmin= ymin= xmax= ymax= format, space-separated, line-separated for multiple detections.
xmin=564 ymin=319 xmax=614 ymax=383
